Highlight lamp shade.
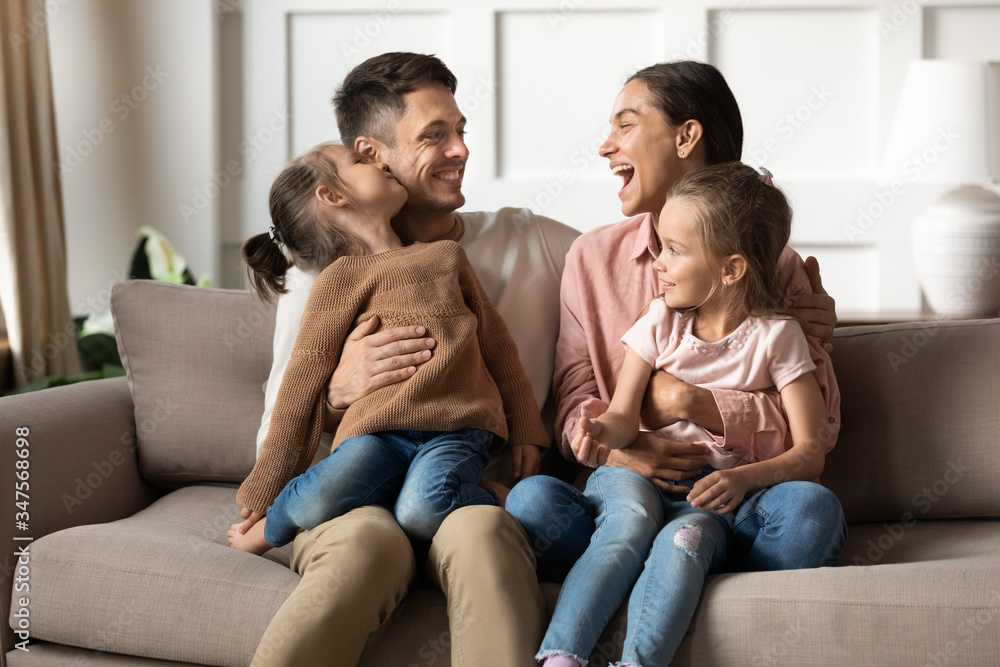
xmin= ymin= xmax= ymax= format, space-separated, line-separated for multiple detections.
xmin=880 ymin=60 xmax=1000 ymax=185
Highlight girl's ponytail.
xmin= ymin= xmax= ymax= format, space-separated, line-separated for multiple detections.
xmin=242 ymin=232 xmax=290 ymax=302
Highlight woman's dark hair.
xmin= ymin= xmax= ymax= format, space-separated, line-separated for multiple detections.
xmin=666 ymin=162 xmax=793 ymax=322
xmin=333 ymin=52 xmax=458 ymax=147
xmin=627 ymin=61 xmax=743 ymax=165
xmin=242 ymin=143 xmax=360 ymax=302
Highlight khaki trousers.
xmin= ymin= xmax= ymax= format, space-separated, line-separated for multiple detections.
xmin=251 ymin=504 xmax=544 ymax=667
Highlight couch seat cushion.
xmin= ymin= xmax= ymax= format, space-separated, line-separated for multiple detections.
xmin=23 ymin=486 xmax=297 ymax=667
xmin=670 ymin=519 xmax=1000 ymax=666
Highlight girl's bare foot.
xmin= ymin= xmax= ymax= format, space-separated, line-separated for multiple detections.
xmin=481 ymin=480 xmax=510 ymax=508
xmin=227 ymin=519 xmax=271 ymax=555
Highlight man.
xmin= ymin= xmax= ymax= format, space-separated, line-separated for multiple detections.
xmin=250 ymin=52 xmax=579 ymax=667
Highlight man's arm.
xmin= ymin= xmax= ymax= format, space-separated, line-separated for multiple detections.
xmin=324 ymin=316 xmax=436 ymax=413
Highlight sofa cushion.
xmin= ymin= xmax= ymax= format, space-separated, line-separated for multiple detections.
xmin=669 ymin=520 xmax=1000 ymax=666
xmin=825 ymin=319 xmax=1000 ymax=523
xmin=112 ymin=281 xmax=275 ymax=487
xmin=23 ymin=485 xmax=297 ymax=666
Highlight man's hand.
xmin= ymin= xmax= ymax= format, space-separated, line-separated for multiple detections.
xmin=789 ymin=256 xmax=837 ymax=348
xmin=641 ymin=372 xmax=723 ymax=434
xmin=512 ymin=444 xmax=541 ymax=479
xmin=605 ymin=431 xmax=708 ymax=492
xmin=325 ymin=316 xmax=436 ymax=410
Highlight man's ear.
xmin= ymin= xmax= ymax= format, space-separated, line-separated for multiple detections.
xmin=315 ymin=184 xmax=349 ymax=209
xmin=676 ymin=119 xmax=704 ymax=158
xmin=721 ymin=254 xmax=747 ymax=286
xmin=354 ymin=136 xmax=384 ymax=162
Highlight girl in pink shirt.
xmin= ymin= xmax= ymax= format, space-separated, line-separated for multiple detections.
xmin=537 ymin=163 xmax=836 ymax=667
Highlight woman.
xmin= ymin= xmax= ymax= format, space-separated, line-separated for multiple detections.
xmin=506 ymin=61 xmax=847 ymax=663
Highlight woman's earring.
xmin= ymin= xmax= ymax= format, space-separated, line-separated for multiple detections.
xmin=679 ymin=151 xmax=685 ymax=156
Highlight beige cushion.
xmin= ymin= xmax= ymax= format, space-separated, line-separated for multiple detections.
xmin=825 ymin=319 xmax=1000 ymax=523
xmin=111 ymin=281 xmax=275 ymax=488
xmin=671 ymin=520 xmax=1000 ymax=666
xmin=25 ymin=485 xmax=296 ymax=666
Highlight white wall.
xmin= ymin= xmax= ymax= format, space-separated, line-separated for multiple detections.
xmin=49 ymin=0 xmax=218 ymax=314
xmin=49 ymin=0 xmax=1000 ymax=313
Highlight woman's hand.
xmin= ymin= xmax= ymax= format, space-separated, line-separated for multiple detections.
xmin=687 ymin=468 xmax=751 ymax=514
xmin=570 ymin=416 xmax=610 ymax=468
xmin=237 ymin=507 xmax=264 ymax=534
xmin=325 ymin=316 xmax=436 ymax=411
xmin=641 ymin=371 xmax=724 ymax=434
xmin=789 ymin=256 xmax=837 ymax=348
xmin=605 ymin=432 xmax=708 ymax=492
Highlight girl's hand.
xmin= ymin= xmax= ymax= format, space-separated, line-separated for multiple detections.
xmin=687 ymin=469 xmax=751 ymax=515
xmin=238 ymin=507 xmax=264 ymax=534
xmin=512 ymin=444 xmax=541 ymax=479
xmin=571 ymin=416 xmax=609 ymax=468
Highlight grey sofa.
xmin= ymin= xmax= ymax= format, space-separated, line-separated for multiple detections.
xmin=2 ymin=279 xmax=999 ymax=666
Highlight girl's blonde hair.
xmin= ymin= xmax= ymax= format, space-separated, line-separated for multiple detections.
xmin=242 ymin=143 xmax=361 ymax=302
xmin=666 ymin=162 xmax=795 ymax=322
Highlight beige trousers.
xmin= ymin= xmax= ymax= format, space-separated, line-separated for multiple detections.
xmin=251 ymin=504 xmax=544 ymax=667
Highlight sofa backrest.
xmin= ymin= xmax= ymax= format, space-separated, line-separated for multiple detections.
xmin=112 ymin=280 xmax=275 ymax=488
xmin=824 ymin=318 xmax=1000 ymax=523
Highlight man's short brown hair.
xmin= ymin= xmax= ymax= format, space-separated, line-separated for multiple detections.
xmin=333 ymin=52 xmax=458 ymax=147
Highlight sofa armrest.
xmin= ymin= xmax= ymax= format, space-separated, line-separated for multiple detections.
xmin=0 ymin=377 xmax=158 ymax=663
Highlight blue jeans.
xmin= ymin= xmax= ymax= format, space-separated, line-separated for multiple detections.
xmin=264 ymin=428 xmax=497 ymax=546
xmin=508 ymin=471 xmax=846 ymax=666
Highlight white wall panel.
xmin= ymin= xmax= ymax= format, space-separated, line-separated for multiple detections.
xmin=712 ymin=8 xmax=880 ymax=179
xmin=289 ymin=12 xmax=453 ymax=154
xmin=496 ymin=11 xmax=660 ymax=180
xmin=924 ymin=6 xmax=1000 ymax=59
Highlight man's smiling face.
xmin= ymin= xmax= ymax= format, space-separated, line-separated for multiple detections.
xmin=380 ymin=82 xmax=469 ymax=218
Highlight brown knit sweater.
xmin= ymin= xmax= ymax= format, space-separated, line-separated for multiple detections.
xmin=237 ymin=240 xmax=549 ymax=513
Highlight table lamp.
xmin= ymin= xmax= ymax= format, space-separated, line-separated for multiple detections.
xmin=880 ymin=60 xmax=1000 ymax=317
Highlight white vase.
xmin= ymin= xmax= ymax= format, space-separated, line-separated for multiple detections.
xmin=912 ymin=185 xmax=1000 ymax=317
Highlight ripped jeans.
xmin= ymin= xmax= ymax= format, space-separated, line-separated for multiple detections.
xmin=510 ymin=468 xmax=846 ymax=667
xmin=534 ymin=465 xmax=730 ymax=666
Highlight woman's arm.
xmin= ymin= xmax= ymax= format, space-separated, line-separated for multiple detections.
xmin=571 ymin=346 xmax=652 ymax=468
xmin=686 ymin=372 xmax=828 ymax=513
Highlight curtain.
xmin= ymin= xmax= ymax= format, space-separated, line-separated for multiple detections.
xmin=0 ymin=0 xmax=80 ymax=387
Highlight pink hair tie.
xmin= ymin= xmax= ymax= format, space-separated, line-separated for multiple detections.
xmin=758 ymin=167 xmax=774 ymax=187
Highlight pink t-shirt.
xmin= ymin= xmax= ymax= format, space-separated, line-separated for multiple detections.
xmin=621 ymin=298 xmax=816 ymax=469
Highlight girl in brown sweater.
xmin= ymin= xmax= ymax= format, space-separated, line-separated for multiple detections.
xmin=228 ymin=143 xmax=548 ymax=555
